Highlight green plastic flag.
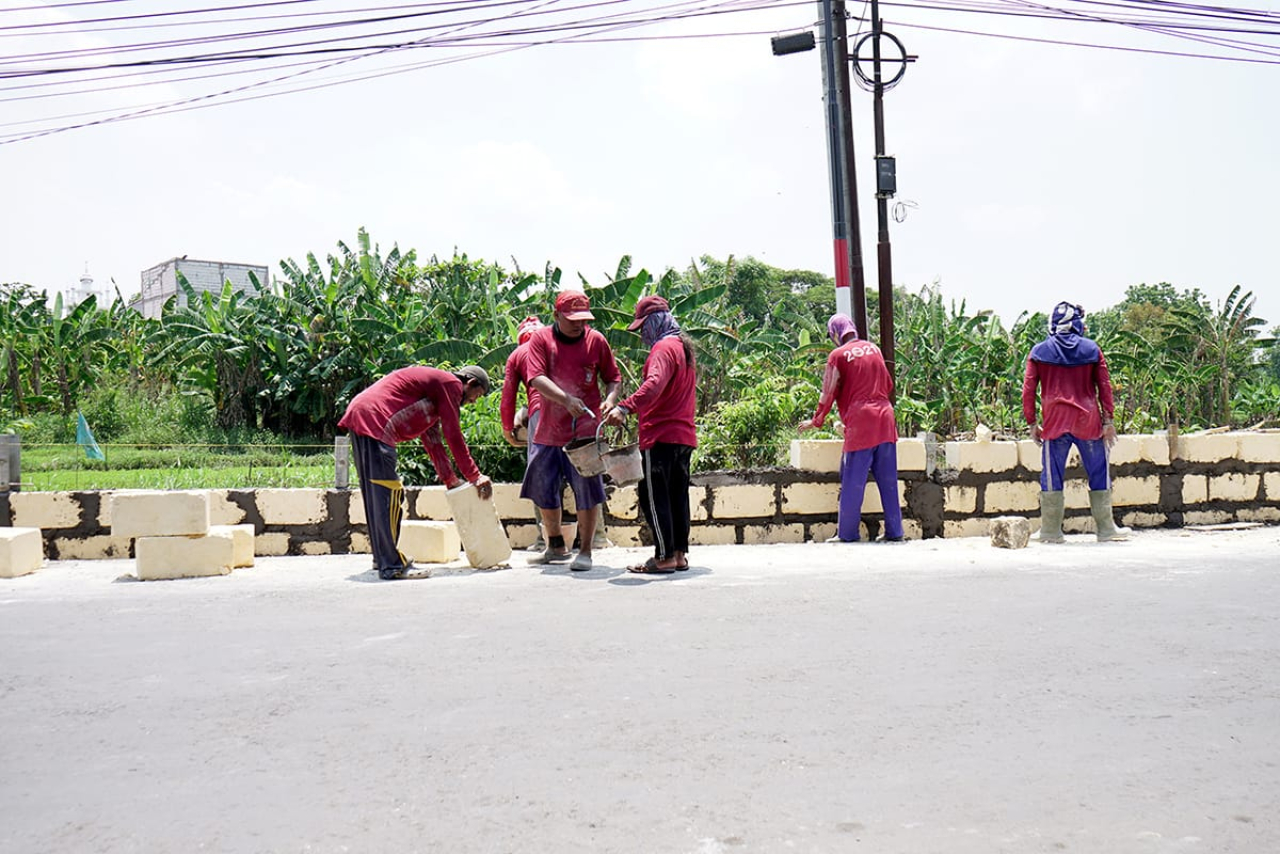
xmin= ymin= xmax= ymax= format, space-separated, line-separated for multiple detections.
xmin=76 ymin=411 xmax=105 ymax=461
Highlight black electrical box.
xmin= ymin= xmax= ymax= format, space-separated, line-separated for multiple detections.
xmin=876 ymin=155 xmax=897 ymax=197
xmin=771 ymin=31 xmax=816 ymax=56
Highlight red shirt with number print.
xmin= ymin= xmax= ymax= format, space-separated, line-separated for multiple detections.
xmin=810 ymin=339 xmax=898 ymax=452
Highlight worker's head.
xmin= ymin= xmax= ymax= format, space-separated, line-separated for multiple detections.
xmin=553 ymin=291 xmax=594 ymax=338
xmin=453 ymin=365 xmax=491 ymax=405
xmin=827 ymin=313 xmax=859 ymax=346
xmin=1049 ymin=302 xmax=1086 ymax=336
xmin=516 ymin=316 xmax=544 ymax=345
xmin=627 ymin=295 xmax=671 ymax=331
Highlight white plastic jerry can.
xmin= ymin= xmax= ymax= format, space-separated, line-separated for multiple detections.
xmin=445 ymin=482 xmax=512 ymax=569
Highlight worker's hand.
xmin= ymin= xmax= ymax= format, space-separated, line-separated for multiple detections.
xmin=603 ymin=406 xmax=627 ymax=428
xmin=473 ymin=475 xmax=493 ymax=501
xmin=1030 ymin=424 xmax=1043 ymax=447
xmin=1102 ymin=421 xmax=1117 ymax=451
xmin=503 ymin=428 xmax=524 ymax=448
xmin=797 ymin=418 xmax=816 ymax=433
xmin=564 ymin=395 xmax=590 ymax=418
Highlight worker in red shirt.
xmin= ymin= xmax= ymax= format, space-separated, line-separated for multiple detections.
xmin=338 ymin=365 xmax=493 ymax=580
xmin=524 ymin=291 xmax=622 ymax=571
xmin=798 ymin=313 xmax=904 ymax=542
xmin=604 ymin=295 xmax=698 ymax=574
xmin=1023 ymin=301 xmax=1127 ymax=543
xmin=501 ymin=315 xmax=547 ymax=551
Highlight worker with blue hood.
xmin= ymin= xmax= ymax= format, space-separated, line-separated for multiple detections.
xmin=1022 ymin=301 xmax=1127 ymax=543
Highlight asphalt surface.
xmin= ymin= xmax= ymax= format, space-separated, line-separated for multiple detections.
xmin=2 ymin=525 xmax=1279 ymax=854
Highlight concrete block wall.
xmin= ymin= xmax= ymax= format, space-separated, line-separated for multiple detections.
xmin=2 ymin=431 xmax=1278 ymax=558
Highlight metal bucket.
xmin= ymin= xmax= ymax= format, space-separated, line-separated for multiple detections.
xmin=602 ymin=441 xmax=643 ymax=486
xmin=565 ymin=418 xmax=607 ymax=478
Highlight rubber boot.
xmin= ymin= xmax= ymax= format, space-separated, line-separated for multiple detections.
xmin=592 ymin=505 xmax=612 ymax=550
xmin=1037 ymin=490 xmax=1065 ymax=544
xmin=1090 ymin=489 xmax=1130 ymax=542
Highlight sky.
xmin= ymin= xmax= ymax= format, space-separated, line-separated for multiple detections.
xmin=2 ymin=0 xmax=1277 ymax=332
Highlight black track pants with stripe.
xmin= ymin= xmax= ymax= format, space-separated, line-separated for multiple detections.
xmin=637 ymin=442 xmax=694 ymax=562
xmin=351 ymin=433 xmax=409 ymax=572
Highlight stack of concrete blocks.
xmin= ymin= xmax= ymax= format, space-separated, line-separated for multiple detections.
xmin=0 ymin=526 xmax=44 ymax=578
xmin=110 ymin=491 xmax=236 ymax=581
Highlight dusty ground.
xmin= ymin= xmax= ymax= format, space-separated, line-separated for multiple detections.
xmin=1 ymin=525 xmax=1278 ymax=854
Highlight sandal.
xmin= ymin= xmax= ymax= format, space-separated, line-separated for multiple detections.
xmin=627 ymin=558 xmax=675 ymax=575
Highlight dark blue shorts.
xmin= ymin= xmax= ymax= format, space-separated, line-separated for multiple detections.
xmin=520 ymin=440 xmax=606 ymax=511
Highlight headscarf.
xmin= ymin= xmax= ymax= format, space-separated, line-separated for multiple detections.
xmin=827 ymin=313 xmax=859 ymax=346
xmin=639 ymin=310 xmax=681 ymax=349
xmin=516 ymin=316 xmax=543 ymax=345
xmin=1028 ymin=301 xmax=1100 ymax=366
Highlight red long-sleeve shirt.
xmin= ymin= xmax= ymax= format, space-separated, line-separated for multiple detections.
xmin=1022 ymin=354 xmax=1114 ymax=441
xmin=617 ymin=335 xmax=697 ymax=450
xmin=810 ymin=339 xmax=898 ymax=452
xmin=525 ymin=326 xmax=621 ymax=447
xmin=500 ymin=343 xmax=542 ymax=433
xmin=337 ymin=366 xmax=481 ymax=486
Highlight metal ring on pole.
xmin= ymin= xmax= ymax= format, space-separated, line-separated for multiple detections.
xmin=851 ymin=30 xmax=909 ymax=89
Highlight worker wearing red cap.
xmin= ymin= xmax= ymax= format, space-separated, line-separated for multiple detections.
xmin=338 ymin=366 xmax=493 ymax=580
xmin=524 ymin=291 xmax=622 ymax=571
xmin=604 ymin=295 xmax=698 ymax=574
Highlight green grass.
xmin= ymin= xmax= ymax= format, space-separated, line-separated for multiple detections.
xmin=19 ymin=444 xmax=336 ymax=491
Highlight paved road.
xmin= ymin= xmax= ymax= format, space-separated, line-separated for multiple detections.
xmin=2 ymin=526 xmax=1278 ymax=854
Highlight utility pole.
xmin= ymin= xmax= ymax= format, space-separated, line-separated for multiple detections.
xmin=831 ymin=0 xmax=868 ymax=338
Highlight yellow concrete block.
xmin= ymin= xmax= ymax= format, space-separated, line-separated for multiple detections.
xmin=1177 ymin=433 xmax=1239 ymax=463
xmin=1112 ymin=476 xmax=1160 ymax=507
xmin=349 ymin=490 xmax=367 ymax=526
xmin=1266 ymin=473 xmax=1280 ymax=500
xmin=944 ymin=441 xmax=1019 ymax=473
xmin=505 ymin=524 xmax=539 ymax=549
xmin=606 ymin=526 xmax=644 ymax=547
xmin=416 ymin=486 xmax=451 ymax=521
xmin=207 ymin=490 xmax=247 ymax=526
xmin=1018 ymin=440 xmax=1043 ymax=472
xmin=742 ymin=523 xmax=806 ymax=545
xmin=299 ymin=541 xmax=331 ymax=556
xmin=11 ymin=492 xmax=82 ymax=529
xmin=781 ymin=483 xmax=840 ymax=515
xmin=135 ymin=532 xmax=233 ymax=581
xmin=809 ymin=522 xmax=837 ymax=542
xmin=1181 ymin=474 xmax=1208 ymax=506
xmin=689 ymin=525 xmax=738 ymax=546
xmin=1140 ymin=435 xmax=1171 ymax=466
xmin=609 ymin=485 xmax=639 ymax=521
xmin=256 ymin=488 xmax=324 ymax=526
xmin=859 ymin=481 xmax=904 ymax=513
xmin=896 ymin=438 xmax=927 ymax=472
xmin=1239 ymin=507 xmax=1280 ymax=523
xmin=1121 ymin=511 xmax=1166 ymax=528
xmin=711 ymin=484 xmax=776 ymax=519
xmin=789 ymin=439 xmax=842 ymax=473
xmin=1108 ymin=436 xmax=1142 ymax=466
xmin=902 ymin=519 xmax=923 ymax=540
xmin=945 ymin=485 xmax=978 ymax=514
xmin=690 ymin=487 xmax=709 ymax=522
xmin=1238 ymin=432 xmax=1280 ymax=463
xmin=52 ymin=535 xmax=132 ymax=560
xmin=209 ymin=524 xmax=255 ymax=568
xmin=110 ymin=490 xmax=210 ymax=538
xmin=1064 ymin=481 xmax=1091 ymax=510
xmin=398 ymin=520 xmax=461 ymax=564
xmin=255 ymin=533 xmax=289 ymax=556
xmin=490 ymin=483 xmax=529 ymax=519
xmin=0 ymin=527 xmax=44 ymax=578
xmin=1209 ymin=473 xmax=1260 ymax=502
xmin=350 ymin=532 xmax=371 ymax=554
xmin=445 ymin=484 xmax=511 ymax=569
xmin=1063 ymin=515 xmax=1095 ymax=535
xmin=983 ymin=481 xmax=1040 ymax=513
xmin=943 ymin=518 xmax=989 ymax=538
xmin=1184 ymin=510 xmax=1231 ymax=526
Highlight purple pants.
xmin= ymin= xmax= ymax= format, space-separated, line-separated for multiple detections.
xmin=1040 ymin=433 xmax=1110 ymax=491
xmin=837 ymin=443 xmax=904 ymax=542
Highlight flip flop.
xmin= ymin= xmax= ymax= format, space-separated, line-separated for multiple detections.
xmin=627 ymin=558 xmax=675 ymax=574
xmin=676 ymin=559 xmax=689 ymax=571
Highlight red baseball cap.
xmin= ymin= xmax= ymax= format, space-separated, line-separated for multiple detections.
xmin=516 ymin=315 xmax=544 ymax=345
xmin=627 ymin=295 xmax=670 ymax=330
xmin=554 ymin=291 xmax=595 ymax=321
